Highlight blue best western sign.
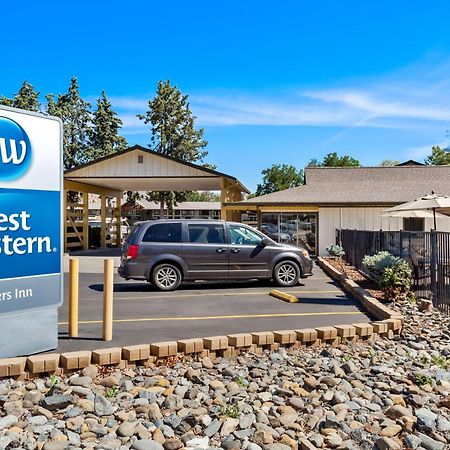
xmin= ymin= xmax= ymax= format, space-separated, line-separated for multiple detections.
xmin=0 ymin=108 xmax=62 ymax=316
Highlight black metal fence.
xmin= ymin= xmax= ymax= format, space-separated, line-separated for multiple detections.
xmin=336 ymin=229 xmax=450 ymax=314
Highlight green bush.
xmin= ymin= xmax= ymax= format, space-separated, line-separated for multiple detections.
xmin=362 ymin=251 xmax=399 ymax=282
xmin=362 ymin=251 xmax=412 ymax=301
xmin=326 ymin=244 xmax=345 ymax=258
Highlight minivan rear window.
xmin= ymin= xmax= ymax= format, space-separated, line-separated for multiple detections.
xmin=126 ymin=224 xmax=141 ymax=243
xmin=142 ymin=223 xmax=182 ymax=243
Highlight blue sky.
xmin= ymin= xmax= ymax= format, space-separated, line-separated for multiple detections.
xmin=3 ymin=0 xmax=450 ymax=190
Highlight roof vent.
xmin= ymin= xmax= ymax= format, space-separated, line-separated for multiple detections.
xmin=138 ymin=155 xmax=144 ymax=164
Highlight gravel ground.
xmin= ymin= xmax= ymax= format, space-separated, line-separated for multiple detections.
xmin=0 ymin=300 xmax=450 ymax=450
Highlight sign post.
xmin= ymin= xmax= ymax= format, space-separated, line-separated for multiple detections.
xmin=0 ymin=106 xmax=62 ymax=357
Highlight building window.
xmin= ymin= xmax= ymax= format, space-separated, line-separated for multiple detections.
xmin=403 ymin=218 xmax=425 ymax=232
xmin=137 ymin=155 xmax=144 ymax=164
xmin=260 ymin=212 xmax=317 ymax=255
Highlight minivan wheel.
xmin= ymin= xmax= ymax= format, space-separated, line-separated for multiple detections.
xmin=273 ymin=261 xmax=300 ymax=287
xmin=152 ymin=264 xmax=182 ymax=291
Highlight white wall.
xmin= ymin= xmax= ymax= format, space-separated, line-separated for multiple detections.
xmin=318 ymin=207 xmax=450 ymax=255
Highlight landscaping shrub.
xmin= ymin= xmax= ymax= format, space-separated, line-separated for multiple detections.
xmin=326 ymin=244 xmax=345 ymax=258
xmin=362 ymin=251 xmax=412 ymax=302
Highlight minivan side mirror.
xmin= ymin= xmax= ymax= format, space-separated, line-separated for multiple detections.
xmin=261 ymin=237 xmax=270 ymax=247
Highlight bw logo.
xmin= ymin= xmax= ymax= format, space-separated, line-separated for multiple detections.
xmin=0 ymin=117 xmax=32 ymax=180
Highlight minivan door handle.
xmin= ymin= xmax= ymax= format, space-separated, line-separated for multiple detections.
xmin=216 ymin=248 xmax=227 ymax=253
xmin=231 ymin=248 xmax=240 ymax=253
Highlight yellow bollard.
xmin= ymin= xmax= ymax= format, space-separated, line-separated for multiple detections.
xmin=102 ymin=259 xmax=114 ymax=341
xmin=68 ymin=258 xmax=79 ymax=337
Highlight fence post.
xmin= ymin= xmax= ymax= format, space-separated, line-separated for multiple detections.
xmin=430 ymin=230 xmax=438 ymax=305
xmin=103 ymin=259 xmax=114 ymax=341
xmin=68 ymin=258 xmax=79 ymax=337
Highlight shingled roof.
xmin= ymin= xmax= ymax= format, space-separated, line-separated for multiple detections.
xmin=237 ymin=165 xmax=450 ymax=205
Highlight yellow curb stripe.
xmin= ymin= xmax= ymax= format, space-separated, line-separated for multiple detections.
xmin=59 ymin=311 xmax=365 ymax=326
xmin=115 ymin=289 xmax=343 ymax=300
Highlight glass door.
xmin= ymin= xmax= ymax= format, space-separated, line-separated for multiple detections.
xmin=260 ymin=212 xmax=317 ymax=255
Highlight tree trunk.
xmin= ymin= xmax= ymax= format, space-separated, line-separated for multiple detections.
xmin=160 ymin=199 xmax=165 ymax=219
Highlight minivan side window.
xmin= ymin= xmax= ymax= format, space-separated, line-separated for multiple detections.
xmin=230 ymin=225 xmax=263 ymax=246
xmin=142 ymin=223 xmax=182 ymax=243
xmin=188 ymin=224 xmax=225 ymax=244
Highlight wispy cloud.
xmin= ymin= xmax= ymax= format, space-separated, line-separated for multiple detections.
xmin=110 ymin=58 xmax=450 ymax=139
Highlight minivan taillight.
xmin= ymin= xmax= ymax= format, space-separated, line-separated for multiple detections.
xmin=127 ymin=244 xmax=139 ymax=260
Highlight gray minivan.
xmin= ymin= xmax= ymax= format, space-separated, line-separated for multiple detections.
xmin=118 ymin=220 xmax=313 ymax=291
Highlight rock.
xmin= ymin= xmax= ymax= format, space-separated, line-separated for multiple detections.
xmin=163 ymin=439 xmax=184 ymax=450
xmin=437 ymin=416 xmax=450 ymax=432
xmin=385 ymin=405 xmax=414 ymax=419
xmin=39 ymin=394 xmax=71 ymax=411
xmin=416 ymin=407 xmax=438 ymax=431
xmin=69 ymin=376 xmax=92 ymax=387
xmin=263 ymin=445 xmax=291 ymax=450
xmin=205 ymin=418 xmax=222 ymax=437
xmin=66 ymin=416 xmax=84 ymax=431
xmin=324 ymin=433 xmax=342 ymax=448
xmin=210 ymin=379 xmax=225 ymax=390
xmin=202 ymin=357 xmax=214 ymax=369
xmin=220 ymin=417 xmax=239 ymax=436
xmin=99 ymin=375 xmax=119 ymax=387
xmin=185 ymin=436 xmax=209 ymax=448
xmin=164 ymin=394 xmax=183 ymax=411
xmin=299 ymin=440 xmax=318 ymax=450
xmin=0 ymin=415 xmax=17 ymax=430
xmin=239 ymin=412 xmax=255 ymax=429
xmin=287 ymin=396 xmax=304 ymax=410
xmin=118 ymin=421 xmax=136 ymax=437
xmin=148 ymin=403 xmax=162 ymax=421
xmin=94 ymin=395 xmax=114 ymax=416
xmin=42 ymin=442 xmax=69 ymax=450
xmin=379 ymin=424 xmax=402 ymax=437
xmin=374 ymin=437 xmax=401 ymax=450
xmin=247 ymin=444 xmax=263 ymax=450
xmin=404 ymin=434 xmax=422 ymax=449
xmin=132 ymin=440 xmax=165 ymax=450
xmin=253 ymin=430 xmax=274 ymax=445
xmin=416 ymin=432 xmax=446 ymax=450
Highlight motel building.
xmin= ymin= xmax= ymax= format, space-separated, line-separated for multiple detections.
xmin=62 ymin=149 xmax=450 ymax=257
xmin=223 ymin=162 xmax=450 ymax=256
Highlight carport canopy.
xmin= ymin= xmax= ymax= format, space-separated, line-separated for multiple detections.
xmin=64 ymin=145 xmax=249 ymax=193
xmin=63 ymin=145 xmax=249 ymax=251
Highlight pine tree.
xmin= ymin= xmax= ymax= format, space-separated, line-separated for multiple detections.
xmin=13 ymin=81 xmax=40 ymax=111
xmin=89 ymin=91 xmax=127 ymax=159
xmin=0 ymin=81 xmax=40 ymax=111
xmin=425 ymin=146 xmax=450 ymax=165
xmin=46 ymin=77 xmax=92 ymax=170
xmin=138 ymin=80 xmax=208 ymax=214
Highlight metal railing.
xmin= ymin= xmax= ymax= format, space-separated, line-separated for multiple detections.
xmin=336 ymin=229 xmax=450 ymax=314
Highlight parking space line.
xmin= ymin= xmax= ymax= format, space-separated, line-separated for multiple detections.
xmin=59 ymin=310 xmax=364 ymax=326
xmin=114 ymin=289 xmax=344 ymax=300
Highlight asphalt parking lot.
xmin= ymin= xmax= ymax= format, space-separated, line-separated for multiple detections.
xmin=56 ymin=254 xmax=369 ymax=352
xmin=58 ymin=253 xmax=368 ymax=352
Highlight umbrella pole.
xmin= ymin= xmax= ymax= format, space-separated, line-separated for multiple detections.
xmin=433 ymin=207 xmax=437 ymax=230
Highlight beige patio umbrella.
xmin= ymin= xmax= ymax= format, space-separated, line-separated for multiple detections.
xmin=385 ymin=193 xmax=450 ymax=230
xmin=382 ymin=210 xmax=447 ymax=219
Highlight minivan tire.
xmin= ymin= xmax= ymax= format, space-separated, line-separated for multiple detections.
xmin=151 ymin=263 xmax=182 ymax=291
xmin=273 ymin=260 xmax=300 ymax=287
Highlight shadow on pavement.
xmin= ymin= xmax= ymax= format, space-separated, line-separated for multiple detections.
xmin=88 ymin=279 xmax=309 ymax=293
xmin=68 ymin=248 xmax=122 ymax=257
